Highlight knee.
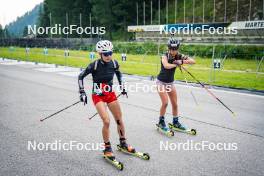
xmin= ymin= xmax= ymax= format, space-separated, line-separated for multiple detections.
xmin=116 ymin=119 xmax=123 ymax=126
xmin=102 ymin=118 xmax=110 ymax=128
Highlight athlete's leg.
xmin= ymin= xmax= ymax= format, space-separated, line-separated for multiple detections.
xmin=167 ymin=85 xmax=186 ymax=129
xmin=167 ymin=85 xmax=178 ymax=116
xmin=157 ymin=84 xmax=169 ymax=117
xmin=95 ymin=101 xmax=110 ymax=143
xmin=107 ymin=100 xmax=125 ymax=139
xmin=108 ymin=100 xmax=135 ymax=152
xmin=156 ymin=84 xmax=170 ymax=129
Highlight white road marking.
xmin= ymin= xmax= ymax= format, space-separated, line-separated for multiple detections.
xmin=34 ymin=67 xmax=79 ymax=72
xmin=57 ymin=71 xmax=81 ymax=77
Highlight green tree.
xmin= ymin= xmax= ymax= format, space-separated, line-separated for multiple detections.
xmin=38 ymin=1 xmax=50 ymax=37
xmin=0 ymin=24 xmax=3 ymax=38
xmin=23 ymin=26 xmax=29 ymax=37
xmin=91 ymin=0 xmax=138 ymax=40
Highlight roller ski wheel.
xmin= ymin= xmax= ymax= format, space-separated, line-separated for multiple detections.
xmin=103 ymin=155 xmax=124 ymax=171
xmin=168 ymin=123 xmax=197 ymax=135
xmin=156 ymin=124 xmax=174 ymax=137
xmin=117 ymin=145 xmax=150 ymax=160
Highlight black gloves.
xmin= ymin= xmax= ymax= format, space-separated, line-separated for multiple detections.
xmin=121 ymin=88 xmax=128 ymax=98
xmin=79 ymin=89 xmax=87 ymax=105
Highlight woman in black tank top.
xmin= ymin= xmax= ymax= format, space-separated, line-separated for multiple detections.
xmin=156 ymin=38 xmax=196 ymax=132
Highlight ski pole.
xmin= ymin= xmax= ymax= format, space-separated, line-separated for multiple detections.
xmin=179 ymin=66 xmax=199 ymax=107
xmin=180 ymin=65 xmax=236 ymax=116
xmin=40 ymin=100 xmax=81 ymax=122
xmin=89 ymin=93 xmax=123 ymax=120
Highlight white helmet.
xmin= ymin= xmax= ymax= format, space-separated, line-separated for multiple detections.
xmin=167 ymin=37 xmax=180 ymax=49
xmin=96 ymin=40 xmax=113 ymax=53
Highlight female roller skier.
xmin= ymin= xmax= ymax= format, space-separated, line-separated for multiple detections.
xmin=78 ymin=40 xmax=136 ymax=160
xmin=156 ymin=38 xmax=196 ymax=132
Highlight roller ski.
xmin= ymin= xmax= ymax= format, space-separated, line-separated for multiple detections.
xmin=103 ymin=142 xmax=124 ymax=171
xmin=168 ymin=117 xmax=196 ymax=135
xmin=156 ymin=116 xmax=174 ymax=137
xmin=117 ymin=140 xmax=150 ymax=160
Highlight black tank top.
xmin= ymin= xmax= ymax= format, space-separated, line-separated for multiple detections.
xmin=157 ymin=52 xmax=184 ymax=83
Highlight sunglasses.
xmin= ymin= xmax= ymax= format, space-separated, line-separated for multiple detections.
xmin=102 ymin=51 xmax=113 ymax=57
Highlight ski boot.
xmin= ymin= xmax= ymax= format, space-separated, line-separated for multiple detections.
xmin=103 ymin=142 xmax=123 ymax=170
xmin=168 ymin=117 xmax=196 ymax=135
xmin=156 ymin=116 xmax=174 ymax=137
xmin=117 ymin=138 xmax=150 ymax=160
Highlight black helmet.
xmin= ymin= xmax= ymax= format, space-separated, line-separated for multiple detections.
xmin=167 ymin=38 xmax=180 ymax=49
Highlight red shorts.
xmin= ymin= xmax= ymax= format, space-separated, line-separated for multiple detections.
xmin=92 ymin=91 xmax=117 ymax=105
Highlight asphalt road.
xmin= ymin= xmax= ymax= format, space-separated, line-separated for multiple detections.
xmin=0 ymin=58 xmax=264 ymax=176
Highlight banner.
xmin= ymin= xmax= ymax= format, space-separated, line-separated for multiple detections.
xmin=128 ymin=23 xmax=230 ymax=32
xmin=228 ymin=21 xmax=264 ymax=30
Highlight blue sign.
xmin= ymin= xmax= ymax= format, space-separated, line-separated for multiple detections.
xmin=90 ymin=52 xmax=95 ymax=60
